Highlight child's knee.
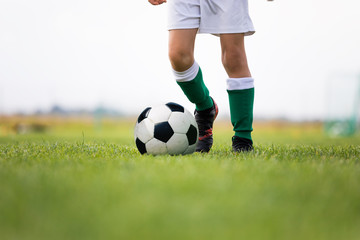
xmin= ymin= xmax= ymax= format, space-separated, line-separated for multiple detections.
xmin=222 ymin=49 xmax=249 ymax=75
xmin=168 ymin=49 xmax=194 ymax=71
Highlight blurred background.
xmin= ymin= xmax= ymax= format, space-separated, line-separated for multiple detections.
xmin=1 ymin=0 xmax=360 ymax=138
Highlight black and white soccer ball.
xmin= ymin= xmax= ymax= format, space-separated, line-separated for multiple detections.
xmin=134 ymin=102 xmax=199 ymax=155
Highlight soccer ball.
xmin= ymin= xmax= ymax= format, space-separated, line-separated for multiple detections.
xmin=134 ymin=102 xmax=199 ymax=155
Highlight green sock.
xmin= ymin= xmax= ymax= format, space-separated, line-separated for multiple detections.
xmin=227 ymin=88 xmax=254 ymax=141
xmin=177 ymin=67 xmax=213 ymax=111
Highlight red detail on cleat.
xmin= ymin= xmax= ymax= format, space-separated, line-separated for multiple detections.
xmin=198 ymin=128 xmax=213 ymax=141
xmin=214 ymin=102 xmax=219 ymax=120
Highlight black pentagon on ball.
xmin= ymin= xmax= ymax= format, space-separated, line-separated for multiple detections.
xmin=186 ymin=124 xmax=198 ymax=145
xmin=165 ymin=102 xmax=184 ymax=113
xmin=154 ymin=121 xmax=174 ymax=142
xmin=137 ymin=107 xmax=151 ymax=123
xmin=135 ymin=138 xmax=147 ymax=154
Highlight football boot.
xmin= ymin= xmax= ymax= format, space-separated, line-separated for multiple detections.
xmin=232 ymin=136 xmax=253 ymax=152
xmin=194 ymin=97 xmax=219 ymax=153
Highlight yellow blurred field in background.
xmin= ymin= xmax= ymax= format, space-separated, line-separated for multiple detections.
xmin=1 ymin=115 xmax=358 ymax=146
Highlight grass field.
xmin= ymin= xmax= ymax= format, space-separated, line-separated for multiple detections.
xmin=1 ymin=116 xmax=360 ymax=240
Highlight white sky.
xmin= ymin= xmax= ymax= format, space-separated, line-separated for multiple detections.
xmin=1 ymin=0 xmax=360 ymax=120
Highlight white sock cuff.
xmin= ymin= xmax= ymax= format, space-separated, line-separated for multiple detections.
xmin=227 ymin=77 xmax=254 ymax=90
xmin=172 ymin=61 xmax=200 ymax=82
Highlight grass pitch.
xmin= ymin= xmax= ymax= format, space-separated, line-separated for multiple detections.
xmin=0 ymin=117 xmax=360 ymax=240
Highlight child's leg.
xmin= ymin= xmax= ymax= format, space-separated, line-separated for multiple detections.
xmin=169 ymin=29 xmax=213 ymax=111
xmin=220 ymin=33 xmax=254 ymax=142
xmin=169 ymin=29 xmax=217 ymax=153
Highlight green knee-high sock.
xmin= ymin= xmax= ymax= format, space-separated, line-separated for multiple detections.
xmin=227 ymin=88 xmax=254 ymax=141
xmin=177 ymin=67 xmax=213 ymax=111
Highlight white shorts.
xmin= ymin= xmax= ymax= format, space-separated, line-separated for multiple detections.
xmin=167 ymin=0 xmax=255 ymax=36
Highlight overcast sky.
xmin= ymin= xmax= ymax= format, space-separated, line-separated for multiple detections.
xmin=1 ymin=0 xmax=360 ymax=120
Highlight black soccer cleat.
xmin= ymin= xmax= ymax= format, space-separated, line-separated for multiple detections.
xmin=232 ymin=136 xmax=253 ymax=152
xmin=194 ymin=98 xmax=219 ymax=153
